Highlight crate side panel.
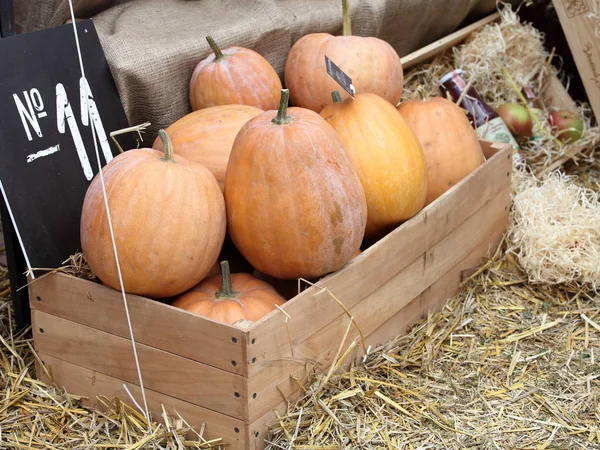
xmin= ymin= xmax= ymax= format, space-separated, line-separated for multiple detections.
xmin=358 ymin=223 xmax=506 ymax=357
xmin=29 ymin=273 xmax=246 ymax=376
xmin=243 ymin=225 xmax=506 ymax=449
xmin=37 ymin=353 xmax=246 ymax=450
xmin=246 ymin=183 xmax=511 ymax=421
xmin=246 ymin=145 xmax=512 ymax=376
xmin=32 ymin=311 xmax=247 ymax=419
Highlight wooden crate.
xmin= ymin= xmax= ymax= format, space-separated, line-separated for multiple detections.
xmin=29 ymin=11 xmax=577 ymax=450
xmin=30 ymin=138 xmax=512 ymax=450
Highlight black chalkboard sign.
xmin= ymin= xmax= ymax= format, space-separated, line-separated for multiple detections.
xmin=0 ymin=20 xmax=134 ymax=278
xmin=325 ymin=55 xmax=355 ymax=98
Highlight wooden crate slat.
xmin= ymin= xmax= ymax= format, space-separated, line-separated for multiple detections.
xmin=37 ymin=353 xmax=246 ymax=450
xmin=32 ymin=310 xmax=247 ymax=419
xmin=358 ymin=223 xmax=506 ymax=356
xmin=245 ymin=179 xmax=510 ymax=421
xmin=29 ymin=273 xmax=247 ymax=376
xmin=245 ymin=143 xmax=511 ymax=378
xmin=551 ymin=0 xmax=600 ymax=121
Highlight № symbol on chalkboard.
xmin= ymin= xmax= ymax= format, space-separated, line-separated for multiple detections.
xmin=325 ymin=55 xmax=355 ymax=98
xmin=13 ymin=77 xmax=114 ymax=180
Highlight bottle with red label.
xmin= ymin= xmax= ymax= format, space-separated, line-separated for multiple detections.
xmin=439 ymin=69 xmax=525 ymax=168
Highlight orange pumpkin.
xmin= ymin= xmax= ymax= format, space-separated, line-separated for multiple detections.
xmin=80 ymin=130 xmax=226 ymax=298
xmin=189 ymin=36 xmax=282 ymax=111
xmin=397 ymin=95 xmax=485 ymax=205
xmin=284 ymin=0 xmax=403 ymax=112
xmin=224 ymin=89 xmax=368 ymax=280
xmin=172 ymin=261 xmax=285 ymax=324
xmin=152 ymin=105 xmax=263 ymax=191
xmin=320 ymin=92 xmax=428 ymax=237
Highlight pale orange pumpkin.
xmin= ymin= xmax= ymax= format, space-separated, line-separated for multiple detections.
xmin=172 ymin=261 xmax=286 ymax=324
xmin=80 ymin=130 xmax=226 ymax=298
xmin=284 ymin=0 xmax=403 ymax=112
xmin=320 ymin=92 xmax=428 ymax=237
xmin=224 ymin=89 xmax=367 ymax=280
xmin=189 ymin=36 xmax=282 ymax=111
xmin=397 ymin=95 xmax=485 ymax=205
xmin=152 ymin=105 xmax=263 ymax=191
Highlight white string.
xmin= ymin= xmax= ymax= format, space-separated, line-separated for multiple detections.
xmin=67 ymin=1 xmax=151 ymax=430
xmin=0 ymin=180 xmax=35 ymax=279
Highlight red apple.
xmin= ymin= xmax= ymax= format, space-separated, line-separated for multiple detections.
xmin=496 ymin=103 xmax=533 ymax=142
xmin=549 ymin=110 xmax=584 ymax=144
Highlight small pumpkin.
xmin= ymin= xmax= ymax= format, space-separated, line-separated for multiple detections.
xmin=284 ymin=0 xmax=403 ymax=112
xmin=320 ymin=91 xmax=428 ymax=237
xmin=189 ymin=36 xmax=282 ymax=111
xmin=397 ymin=94 xmax=485 ymax=205
xmin=152 ymin=105 xmax=263 ymax=191
xmin=224 ymin=89 xmax=368 ymax=280
xmin=172 ymin=261 xmax=286 ymax=324
xmin=80 ymin=130 xmax=226 ymax=298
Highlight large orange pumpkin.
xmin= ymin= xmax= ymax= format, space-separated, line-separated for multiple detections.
xmin=397 ymin=95 xmax=485 ymax=205
xmin=80 ymin=130 xmax=226 ymax=298
xmin=152 ymin=105 xmax=263 ymax=191
xmin=320 ymin=92 xmax=428 ymax=237
xmin=189 ymin=36 xmax=282 ymax=111
xmin=172 ymin=261 xmax=286 ymax=324
xmin=224 ymin=89 xmax=367 ymax=280
xmin=283 ymin=0 xmax=403 ymax=112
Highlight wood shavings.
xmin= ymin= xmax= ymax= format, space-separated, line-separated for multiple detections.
xmin=508 ymin=170 xmax=600 ymax=287
xmin=265 ymin=248 xmax=600 ymax=449
xmin=453 ymin=3 xmax=549 ymax=107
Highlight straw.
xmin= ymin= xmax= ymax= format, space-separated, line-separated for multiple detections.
xmin=265 ymin=242 xmax=600 ymax=449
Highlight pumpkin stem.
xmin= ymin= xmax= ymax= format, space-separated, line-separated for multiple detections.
xmin=331 ymin=91 xmax=343 ymax=103
xmin=206 ymin=35 xmax=225 ymax=61
xmin=216 ymin=261 xmax=238 ymax=298
xmin=158 ymin=130 xmax=176 ymax=162
xmin=342 ymin=0 xmax=352 ymax=36
xmin=272 ymin=89 xmax=294 ymax=125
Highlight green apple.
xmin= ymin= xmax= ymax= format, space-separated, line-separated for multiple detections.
xmin=496 ymin=103 xmax=533 ymax=142
xmin=549 ymin=110 xmax=584 ymax=144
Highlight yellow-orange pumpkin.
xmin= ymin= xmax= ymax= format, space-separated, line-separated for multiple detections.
xmin=284 ymin=0 xmax=403 ymax=112
xmin=225 ymin=89 xmax=367 ymax=280
xmin=80 ymin=130 xmax=226 ymax=298
xmin=152 ymin=105 xmax=263 ymax=191
xmin=172 ymin=261 xmax=285 ymax=324
xmin=397 ymin=95 xmax=485 ymax=205
xmin=320 ymin=92 xmax=428 ymax=237
xmin=189 ymin=36 xmax=282 ymax=111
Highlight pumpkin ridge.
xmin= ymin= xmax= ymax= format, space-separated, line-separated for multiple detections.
xmin=232 ymin=58 xmax=270 ymax=108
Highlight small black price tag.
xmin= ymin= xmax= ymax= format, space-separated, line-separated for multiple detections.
xmin=325 ymin=55 xmax=355 ymax=98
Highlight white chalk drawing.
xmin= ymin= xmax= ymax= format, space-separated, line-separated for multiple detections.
xmin=26 ymin=144 xmax=60 ymax=163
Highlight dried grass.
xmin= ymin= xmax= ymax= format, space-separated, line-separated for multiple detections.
xmin=265 ymin=244 xmax=600 ymax=449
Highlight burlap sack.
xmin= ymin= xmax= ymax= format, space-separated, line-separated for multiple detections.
xmin=19 ymin=0 xmax=520 ymax=141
